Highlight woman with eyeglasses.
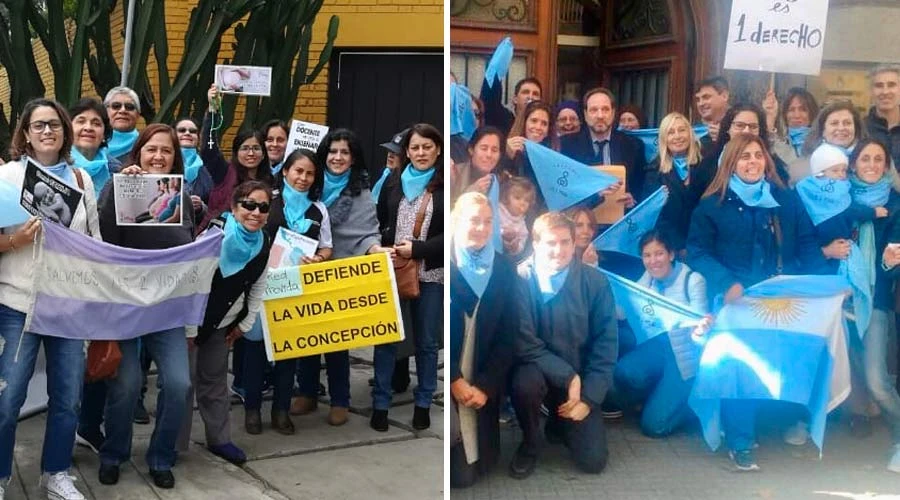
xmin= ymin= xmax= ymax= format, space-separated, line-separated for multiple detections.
xmin=174 ymin=117 xmax=214 ymax=224
xmin=198 ymin=84 xmax=275 ymax=232
xmin=247 ymin=148 xmax=333 ymax=435
xmin=68 ymin=98 xmax=122 ymax=197
xmin=95 ymin=124 xmax=195 ymax=490
xmin=103 ymin=86 xmax=142 ymax=163
xmin=177 ymin=180 xmax=274 ymax=467
xmin=0 ymin=98 xmax=101 ymax=500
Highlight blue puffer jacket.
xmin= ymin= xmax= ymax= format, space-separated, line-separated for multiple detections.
xmin=686 ymin=184 xmax=820 ymax=302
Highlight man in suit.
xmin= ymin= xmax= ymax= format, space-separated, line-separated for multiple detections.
xmin=560 ymin=87 xmax=645 ymax=206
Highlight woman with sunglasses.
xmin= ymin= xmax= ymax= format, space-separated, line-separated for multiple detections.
xmin=95 ymin=124 xmax=195 ymax=489
xmin=0 ymin=98 xmax=101 ymax=500
xmin=174 ymin=117 xmax=214 ymax=224
xmin=103 ymin=86 xmax=142 ymax=163
xmin=177 ymin=180 xmax=274 ymax=466
xmin=198 ymin=84 xmax=275 ymax=232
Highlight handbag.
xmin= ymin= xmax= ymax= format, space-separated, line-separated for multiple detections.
xmin=72 ymin=168 xmax=123 ymax=381
xmin=393 ymin=191 xmax=432 ymax=300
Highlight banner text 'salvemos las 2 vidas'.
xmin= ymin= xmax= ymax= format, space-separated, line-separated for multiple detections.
xmin=261 ymin=252 xmax=405 ymax=362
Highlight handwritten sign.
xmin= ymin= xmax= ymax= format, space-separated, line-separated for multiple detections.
xmin=215 ymin=65 xmax=272 ymax=96
xmin=723 ymin=0 xmax=829 ymax=76
xmin=261 ymin=253 xmax=404 ymax=361
xmin=265 ymin=267 xmax=303 ymax=300
xmin=285 ymin=120 xmax=330 ymax=157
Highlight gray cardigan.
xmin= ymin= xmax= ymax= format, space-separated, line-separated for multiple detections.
xmin=327 ymin=188 xmax=381 ymax=259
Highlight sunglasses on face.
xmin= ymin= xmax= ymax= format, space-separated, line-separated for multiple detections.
xmin=239 ymin=200 xmax=271 ymax=213
xmin=176 ymin=127 xmax=198 ymax=134
xmin=108 ymin=102 xmax=137 ymax=112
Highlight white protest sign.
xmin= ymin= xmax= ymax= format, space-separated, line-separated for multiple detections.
xmin=285 ymin=120 xmax=330 ymax=157
xmin=723 ymin=0 xmax=829 ymax=76
xmin=215 ymin=65 xmax=272 ymax=96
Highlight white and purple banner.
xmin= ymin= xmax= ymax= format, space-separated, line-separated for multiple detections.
xmin=24 ymin=222 xmax=223 ymax=340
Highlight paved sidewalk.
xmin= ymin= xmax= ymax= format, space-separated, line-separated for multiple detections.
xmin=7 ymin=349 xmax=444 ymax=500
xmin=454 ymin=411 xmax=900 ymax=500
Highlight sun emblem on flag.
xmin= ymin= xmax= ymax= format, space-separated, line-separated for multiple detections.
xmin=747 ymin=298 xmax=805 ymax=326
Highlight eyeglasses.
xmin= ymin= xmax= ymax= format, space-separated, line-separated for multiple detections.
xmin=731 ymin=121 xmax=760 ymax=132
xmin=107 ymin=101 xmax=137 ymax=112
xmin=238 ymin=145 xmax=263 ymax=153
xmin=176 ymin=127 xmax=198 ymax=134
xmin=238 ymin=200 xmax=270 ymax=213
xmin=28 ymin=120 xmax=63 ymax=133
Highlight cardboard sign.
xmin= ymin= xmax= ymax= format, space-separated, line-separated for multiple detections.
xmin=215 ymin=65 xmax=272 ymax=96
xmin=723 ymin=0 xmax=829 ymax=76
xmin=20 ymin=160 xmax=83 ymax=228
xmin=591 ymin=165 xmax=626 ymax=225
xmin=261 ymin=253 xmax=404 ymax=361
xmin=285 ymin=119 xmax=330 ymax=157
xmin=113 ymin=174 xmax=184 ymax=226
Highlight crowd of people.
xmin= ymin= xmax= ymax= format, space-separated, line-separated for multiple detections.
xmin=0 ymin=85 xmax=443 ymax=499
xmin=449 ymin=63 xmax=900 ymax=486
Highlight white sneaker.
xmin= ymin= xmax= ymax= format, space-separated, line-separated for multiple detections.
xmin=783 ymin=421 xmax=810 ymax=446
xmin=887 ymin=444 xmax=900 ymax=473
xmin=43 ymin=471 xmax=85 ymax=500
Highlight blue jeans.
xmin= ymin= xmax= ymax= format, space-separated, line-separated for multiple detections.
xmin=242 ymin=340 xmax=293 ymax=412
xmin=373 ymin=282 xmax=443 ymax=410
xmin=100 ymin=328 xmax=190 ymax=471
xmin=863 ymin=309 xmax=900 ymax=442
xmin=0 ymin=304 xmax=86 ymax=479
xmin=613 ymin=335 xmax=692 ymax=437
xmin=297 ymin=351 xmax=350 ymax=407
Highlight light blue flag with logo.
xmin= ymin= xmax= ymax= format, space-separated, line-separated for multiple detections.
xmin=601 ymin=269 xmax=705 ymax=345
xmin=487 ymin=174 xmax=504 ymax=254
xmin=840 ymin=242 xmax=873 ymax=338
xmin=623 ymin=126 xmax=709 ymax=164
xmin=688 ymin=274 xmax=851 ymax=455
xmin=484 ymin=37 xmax=514 ymax=88
xmin=593 ymin=186 xmax=668 ymax=258
xmin=450 ymin=83 xmax=477 ymax=141
xmin=524 ymin=141 xmax=619 ymax=211
xmin=0 ymin=177 xmax=30 ymax=228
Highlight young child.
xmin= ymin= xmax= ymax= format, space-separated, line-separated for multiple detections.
xmin=797 ymin=143 xmax=887 ymax=249
xmin=497 ymin=176 xmax=536 ymax=258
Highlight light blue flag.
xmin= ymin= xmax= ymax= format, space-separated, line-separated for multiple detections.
xmin=487 ymin=174 xmax=504 ymax=254
xmin=688 ymin=274 xmax=851 ymax=455
xmin=484 ymin=37 xmax=514 ymax=88
xmin=840 ymin=242 xmax=873 ymax=338
xmin=623 ymin=126 xmax=709 ymax=164
xmin=593 ymin=186 xmax=668 ymax=257
xmin=450 ymin=83 xmax=477 ymax=141
xmin=524 ymin=141 xmax=619 ymax=211
xmin=602 ymin=269 xmax=705 ymax=345
xmin=0 ymin=177 xmax=30 ymax=228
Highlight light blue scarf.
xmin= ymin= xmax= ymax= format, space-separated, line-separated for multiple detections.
xmin=796 ymin=176 xmax=851 ymax=225
xmin=322 ymin=169 xmax=350 ymax=207
xmin=219 ymin=212 xmax=263 ymax=278
xmin=454 ymin=239 xmax=494 ymax=299
xmin=181 ymin=147 xmax=204 ymax=184
xmin=400 ymin=163 xmax=435 ymax=201
xmin=107 ymin=129 xmax=139 ymax=159
xmin=650 ymin=261 xmax=682 ymax=295
xmin=534 ymin=261 xmax=570 ymax=304
xmin=850 ymin=173 xmax=892 ymax=208
xmin=371 ymin=167 xmax=391 ymax=203
xmin=70 ymin=147 xmax=109 ymax=196
xmin=788 ymin=126 xmax=811 ymax=156
xmin=850 ymin=172 xmax=890 ymax=337
xmin=672 ymin=155 xmax=689 ymax=181
xmin=270 ymin=160 xmax=284 ymax=177
xmin=282 ymin=182 xmax=314 ymax=234
xmin=39 ymin=159 xmax=75 ymax=185
xmin=728 ymin=175 xmax=780 ymax=208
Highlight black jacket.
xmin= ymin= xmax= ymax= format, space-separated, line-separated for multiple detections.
xmin=264 ymin=197 xmax=325 ymax=241
xmin=642 ymin=157 xmax=706 ymax=250
xmin=560 ymin=128 xmax=647 ymax=200
xmin=865 ymin=106 xmax=900 ymax=169
xmin=377 ymin=171 xmax=444 ymax=272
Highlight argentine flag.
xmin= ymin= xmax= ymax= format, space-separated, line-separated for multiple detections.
xmin=524 ymin=141 xmax=619 ymax=211
xmin=688 ymin=275 xmax=851 ymax=454
xmin=593 ymin=186 xmax=668 ymax=258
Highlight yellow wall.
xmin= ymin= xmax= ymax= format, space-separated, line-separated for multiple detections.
xmin=0 ymin=0 xmax=443 ymax=144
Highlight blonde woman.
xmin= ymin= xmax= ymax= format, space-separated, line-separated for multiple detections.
xmin=641 ymin=112 xmax=703 ymax=251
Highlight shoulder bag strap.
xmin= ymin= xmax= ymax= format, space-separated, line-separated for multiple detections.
xmin=413 ymin=190 xmax=432 ymax=240
xmin=72 ymin=168 xmax=91 ymax=237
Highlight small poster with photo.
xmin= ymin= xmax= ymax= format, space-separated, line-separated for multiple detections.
xmin=215 ymin=65 xmax=272 ymax=96
xmin=268 ymin=226 xmax=319 ymax=269
xmin=113 ymin=174 xmax=184 ymax=226
xmin=19 ymin=159 xmax=83 ymax=228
